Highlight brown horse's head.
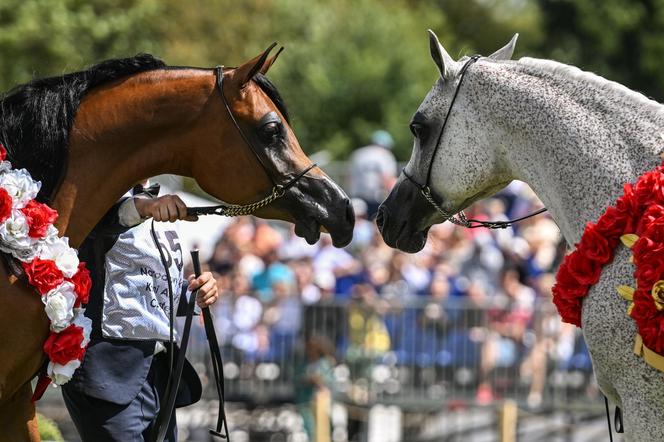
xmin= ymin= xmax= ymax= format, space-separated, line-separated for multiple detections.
xmin=189 ymin=45 xmax=354 ymax=247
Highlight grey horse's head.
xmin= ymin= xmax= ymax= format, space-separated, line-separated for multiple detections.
xmin=377 ymin=30 xmax=519 ymax=253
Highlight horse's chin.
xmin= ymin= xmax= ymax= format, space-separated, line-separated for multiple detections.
xmin=394 ymin=229 xmax=429 ymax=253
xmin=294 ymin=216 xmax=354 ymax=247
xmin=294 ymin=217 xmax=321 ymax=245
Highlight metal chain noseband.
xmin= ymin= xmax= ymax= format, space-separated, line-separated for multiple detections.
xmin=186 ymin=66 xmax=316 ymax=218
xmin=189 ymin=181 xmax=288 ymax=217
xmin=403 ymin=55 xmax=548 ymax=229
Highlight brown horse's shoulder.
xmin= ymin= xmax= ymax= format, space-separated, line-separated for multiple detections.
xmin=0 ymin=267 xmax=48 ymax=405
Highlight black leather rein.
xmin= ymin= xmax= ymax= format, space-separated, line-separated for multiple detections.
xmin=186 ymin=66 xmax=317 ymax=217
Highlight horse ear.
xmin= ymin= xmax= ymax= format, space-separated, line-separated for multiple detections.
xmin=488 ymin=34 xmax=519 ymax=60
xmin=235 ymin=42 xmax=278 ymax=86
xmin=260 ymin=47 xmax=284 ymax=75
xmin=428 ymin=29 xmax=456 ymax=80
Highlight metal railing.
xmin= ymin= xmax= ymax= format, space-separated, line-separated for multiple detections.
xmin=184 ymin=296 xmax=599 ymax=412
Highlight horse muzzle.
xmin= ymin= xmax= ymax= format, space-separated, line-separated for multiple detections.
xmin=261 ymin=172 xmax=355 ymax=247
xmin=377 ymin=175 xmax=437 ymax=253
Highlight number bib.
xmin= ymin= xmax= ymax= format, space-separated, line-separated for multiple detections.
xmin=101 ymin=221 xmax=184 ymax=341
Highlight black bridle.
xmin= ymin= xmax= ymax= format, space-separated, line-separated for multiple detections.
xmin=402 ymin=55 xmax=547 ymax=229
xmin=153 ymin=64 xmax=322 ymax=442
xmin=186 ymin=66 xmax=317 ymax=217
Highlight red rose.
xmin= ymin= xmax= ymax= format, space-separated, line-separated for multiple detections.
xmin=552 ymin=285 xmax=583 ymax=327
xmin=634 ymin=170 xmax=664 ymax=208
xmin=595 ymin=206 xmax=630 ymax=238
xmin=642 ymin=216 xmax=664 ymax=245
xmin=0 ymin=187 xmax=12 ymax=223
xmin=615 ymin=184 xmax=640 ymax=231
xmin=637 ymin=205 xmax=664 ymax=236
xmin=577 ymin=223 xmax=614 ymax=265
xmin=22 ymin=258 xmax=64 ymax=295
xmin=632 ymin=236 xmax=664 ymax=261
xmin=567 ymin=251 xmax=602 ymax=286
xmin=555 ymin=257 xmax=575 ymax=285
xmin=68 ymin=263 xmax=91 ymax=307
xmin=631 ymin=289 xmax=664 ymax=354
xmin=43 ymin=325 xmax=86 ymax=365
xmin=21 ymin=200 xmax=57 ymax=238
xmin=0 ymin=143 xmax=6 ymax=162
xmin=634 ymin=259 xmax=664 ymax=289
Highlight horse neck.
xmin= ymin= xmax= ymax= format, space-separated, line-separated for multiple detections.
xmin=479 ymin=59 xmax=664 ymax=244
xmin=51 ymin=69 xmax=217 ymax=247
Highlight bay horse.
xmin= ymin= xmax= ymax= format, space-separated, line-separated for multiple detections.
xmin=0 ymin=45 xmax=354 ymax=441
xmin=378 ymin=30 xmax=664 ymax=440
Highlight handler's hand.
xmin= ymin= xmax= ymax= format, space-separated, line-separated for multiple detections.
xmin=188 ymin=272 xmax=219 ymax=308
xmin=134 ymin=194 xmax=198 ymax=222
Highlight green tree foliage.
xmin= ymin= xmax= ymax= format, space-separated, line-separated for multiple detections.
xmin=0 ymin=0 xmax=541 ymax=160
xmin=0 ymin=0 xmax=165 ymax=91
xmin=537 ymin=0 xmax=664 ymax=101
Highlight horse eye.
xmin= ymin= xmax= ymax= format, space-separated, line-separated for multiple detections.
xmin=260 ymin=122 xmax=281 ymax=142
xmin=409 ymin=122 xmax=424 ymax=138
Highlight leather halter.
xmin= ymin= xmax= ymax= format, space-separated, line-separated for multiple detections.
xmin=402 ymin=56 xmax=547 ymax=229
xmin=186 ymin=66 xmax=317 ymax=217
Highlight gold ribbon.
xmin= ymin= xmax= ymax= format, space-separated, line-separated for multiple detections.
xmin=634 ymin=334 xmax=664 ymax=373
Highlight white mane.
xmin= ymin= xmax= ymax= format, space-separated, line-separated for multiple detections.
xmin=517 ymin=57 xmax=664 ymax=119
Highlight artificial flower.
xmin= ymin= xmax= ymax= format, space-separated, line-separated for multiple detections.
xmin=22 ymin=258 xmax=64 ymax=295
xmin=42 ymin=282 xmax=77 ymax=332
xmin=21 ymin=200 xmax=57 ymax=238
xmin=43 ymin=324 xmax=86 ymax=366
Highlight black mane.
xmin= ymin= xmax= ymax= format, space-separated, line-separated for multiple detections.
xmin=254 ymin=73 xmax=290 ymax=124
xmin=0 ymin=54 xmax=166 ymax=202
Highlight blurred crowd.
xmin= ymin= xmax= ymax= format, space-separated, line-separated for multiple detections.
xmin=207 ymin=167 xmax=585 ymax=405
xmin=187 ymin=133 xmax=593 ymax=436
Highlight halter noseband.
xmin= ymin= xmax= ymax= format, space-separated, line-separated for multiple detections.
xmin=402 ymin=55 xmax=547 ymax=229
xmin=187 ymin=66 xmax=317 ymax=217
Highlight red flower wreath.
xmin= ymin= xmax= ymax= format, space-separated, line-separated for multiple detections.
xmin=553 ymin=162 xmax=664 ymax=354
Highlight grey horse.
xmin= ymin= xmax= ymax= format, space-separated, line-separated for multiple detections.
xmin=377 ymin=30 xmax=664 ymax=441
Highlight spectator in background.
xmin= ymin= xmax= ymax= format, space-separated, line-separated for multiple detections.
xmin=347 ymin=198 xmax=374 ymax=254
xmin=476 ymin=266 xmax=535 ymax=404
xmin=313 ymin=234 xmax=363 ymax=300
xmin=251 ymin=222 xmax=296 ymax=303
xmin=295 ymin=336 xmax=336 ymax=442
xmin=292 ymin=257 xmax=323 ymax=305
xmin=348 ymin=130 xmax=397 ymax=218
xmin=346 ymin=283 xmax=391 ymax=382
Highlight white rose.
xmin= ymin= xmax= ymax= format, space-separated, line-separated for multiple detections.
xmin=0 ymin=210 xmax=36 ymax=259
xmin=0 ymin=169 xmax=40 ymax=207
xmin=39 ymin=236 xmax=79 ymax=277
xmin=56 ymin=248 xmax=79 ymax=278
xmin=41 ymin=225 xmax=60 ymax=244
xmin=47 ymin=359 xmax=81 ymax=386
xmin=0 ymin=161 xmax=12 ymax=174
xmin=5 ymin=243 xmax=39 ymax=262
xmin=72 ymin=308 xmax=92 ymax=347
xmin=43 ymin=282 xmax=77 ymax=332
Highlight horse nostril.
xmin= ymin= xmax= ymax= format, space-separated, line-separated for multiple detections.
xmin=345 ymin=199 xmax=354 ymax=224
xmin=376 ymin=205 xmax=387 ymax=230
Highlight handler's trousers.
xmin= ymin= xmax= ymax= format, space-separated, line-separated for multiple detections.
xmin=62 ymin=351 xmax=177 ymax=442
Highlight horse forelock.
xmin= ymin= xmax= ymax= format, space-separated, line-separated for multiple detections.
xmin=253 ymin=73 xmax=290 ymax=124
xmin=0 ymin=54 xmax=166 ymax=203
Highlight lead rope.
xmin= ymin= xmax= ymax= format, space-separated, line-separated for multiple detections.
xmin=150 ymin=220 xmax=175 ymax=396
xmin=605 ymin=396 xmax=614 ymax=442
xmin=149 ymin=240 xmax=230 ymax=441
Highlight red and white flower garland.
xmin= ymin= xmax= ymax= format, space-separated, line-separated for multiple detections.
xmin=553 ymin=160 xmax=664 ymax=358
xmin=0 ymin=144 xmax=92 ymax=389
